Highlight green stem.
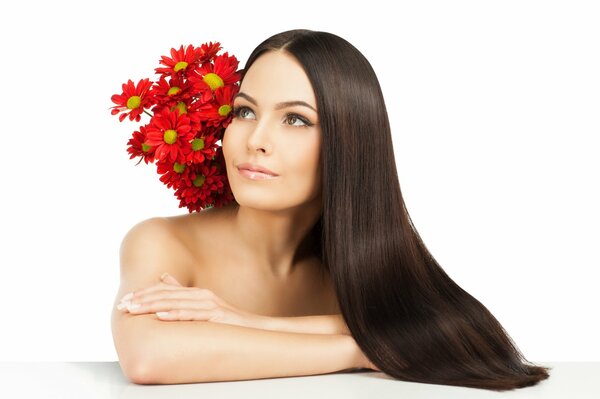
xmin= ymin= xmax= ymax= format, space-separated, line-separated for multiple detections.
xmin=144 ymin=110 xmax=153 ymax=117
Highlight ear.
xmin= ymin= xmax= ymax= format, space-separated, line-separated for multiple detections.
xmin=161 ymin=272 xmax=183 ymax=286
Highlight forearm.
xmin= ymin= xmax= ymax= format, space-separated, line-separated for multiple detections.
xmin=141 ymin=318 xmax=362 ymax=384
xmin=255 ymin=313 xmax=351 ymax=336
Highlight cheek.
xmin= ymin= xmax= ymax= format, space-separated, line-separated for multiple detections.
xmin=305 ymin=136 xmax=321 ymax=169
xmin=221 ymin=129 xmax=236 ymax=178
xmin=289 ymin=138 xmax=320 ymax=179
xmin=221 ymin=126 xmax=237 ymax=159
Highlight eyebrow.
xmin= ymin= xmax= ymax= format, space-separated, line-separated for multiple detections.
xmin=233 ymin=92 xmax=317 ymax=113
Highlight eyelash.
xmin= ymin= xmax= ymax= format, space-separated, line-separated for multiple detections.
xmin=231 ymin=105 xmax=314 ymax=128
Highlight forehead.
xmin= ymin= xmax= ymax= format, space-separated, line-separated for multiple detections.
xmin=239 ymin=51 xmax=317 ymax=108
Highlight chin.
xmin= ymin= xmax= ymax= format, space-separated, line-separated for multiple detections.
xmin=232 ymin=194 xmax=281 ymax=210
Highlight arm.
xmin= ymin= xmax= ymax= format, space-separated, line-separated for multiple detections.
xmin=254 ymin=313 xmax=351 ymax=335
xmin=112 ymin=218 xmax=365 ymax=384
xmin=136 ymin=317 xmax=364 ymax=384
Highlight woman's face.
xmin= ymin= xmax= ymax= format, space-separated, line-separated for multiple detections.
xmin=222 ymin=50 xmax=322 ymax=211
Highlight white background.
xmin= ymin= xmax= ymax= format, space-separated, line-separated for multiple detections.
xmin=0 ymin=0 xmax=597 ymax=362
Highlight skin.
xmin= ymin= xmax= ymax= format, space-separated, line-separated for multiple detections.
xmin=114 ymin=50 xmax=381 ymax=372
xmin=118 ymin=50 xmax=336 ymax=319
xmin=221 ymin=49 xmax=323 ymax=280
xmin=118 ymin=273 xmax=380 ymax=372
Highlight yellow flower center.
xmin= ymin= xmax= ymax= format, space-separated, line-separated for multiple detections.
xmin=164 ymin=129 xmax=177 ymax=144
xmin=173 ymin=162 xmax=186 ymax=173
xmin=174 ymin=61 xmax=188 ymax=72
xmin=127 ymin=95 xmax=141 ymax=109
xmin=218 ymin=104 xmax=231 ymax=117
xmin=191 ymin=138 xmax=205 ymax=151
xmin=203 ymin=73 xmax=224 ymax=91
xmin=167 ymin=87 xmax=181 ymax=96
xmin=193 ymin=174 xmax=206 ymax=187
xmin=141 ymin=143 xmax=150 ymax=152
xmin=171 ymin=102 xmax=187 ymax=115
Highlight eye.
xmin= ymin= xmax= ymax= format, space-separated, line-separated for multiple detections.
xmin=231 ymin=105 xmax=315 ymax=128
xmin=232 ymin=105 xmax=255 ymax=120
xmin=285 ymin=113 xmax=313 ymax=127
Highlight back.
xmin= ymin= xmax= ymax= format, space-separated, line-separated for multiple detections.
xmin=110 ymin=216 xmax=194 ymax=382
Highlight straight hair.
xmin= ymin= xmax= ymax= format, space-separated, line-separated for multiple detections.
xmin=236 ymin=29 xmax=550 ymax=391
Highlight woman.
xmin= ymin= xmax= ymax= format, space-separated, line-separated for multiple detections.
xmin=112 ymin=29 xmax=550 ymax=390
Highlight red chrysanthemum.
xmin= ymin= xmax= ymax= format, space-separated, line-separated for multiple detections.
xmin=152 ymin=79 xmax=213 ymax=134
xmin=126 ymin=124 xmax=156 ymax=165
xmin=111 ymin=42 xmax=241 ymax=213
xmin=189 ymin=52 xmax=241 ymax=93
xmin=150 ymin=75 xmax=196 ymax=112
xmin=111 ymin=78 xmax=154 ymax=122
xmin=185 ymin=96 xmax=218 ymax=129
xmin=156 ymin=159 xmax=193 ymax=190
xmin=145 ymin=109 xmax=195 ymax=164
xmin=182 ymin=130 xmax=220 ymax=164
xmin=196 ymin=41 xmax=222 ymax=64
xmin=155 ymin=44 xmax=203 ymax=78
xmin=174 ymin=162 xmax=231 ymax=213
xmin=188 ymin=77 xmax=214 ymax=104
xmin=197 ymin=84 xmax=239 ymax=128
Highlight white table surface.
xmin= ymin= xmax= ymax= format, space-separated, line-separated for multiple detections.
xmin=0 ymin=361 xmax=598 ymax=398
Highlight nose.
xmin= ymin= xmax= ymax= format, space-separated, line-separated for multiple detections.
xmin=246 ymin=118 xmax=272 ymax=154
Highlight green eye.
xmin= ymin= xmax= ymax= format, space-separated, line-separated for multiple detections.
xmin=232 ymin=106 xmax=254 ymax=119
xmin=232 ymin=106 xmax=314 ymax=128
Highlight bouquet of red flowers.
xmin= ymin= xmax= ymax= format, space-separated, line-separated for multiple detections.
xmin=110 ymin=43 xmax=240 ymax=213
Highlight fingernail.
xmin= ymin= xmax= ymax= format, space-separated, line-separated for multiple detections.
xmin=161 ymin=273 xmax=169 ymax=280
xmin=121 ymin=292 xmax=133 ymax=302
xmin=117 ymin=302 xmax=129 ymax=311
xmin=127 ymin=303 xmax=141 ymax=311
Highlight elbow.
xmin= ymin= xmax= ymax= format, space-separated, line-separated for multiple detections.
xmin=119 ymin=351 xmax=161 ymax=385
xmin=121 ymin=352 xmax=197 ymax=385
xmin=127 ymin=365 xmax=155 ymax=385
xmin=112 ymin=313 xmax=170 ymax=384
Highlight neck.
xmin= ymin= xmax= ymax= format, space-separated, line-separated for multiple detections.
xmin=228 ymin=198 xmax=321 ymax=279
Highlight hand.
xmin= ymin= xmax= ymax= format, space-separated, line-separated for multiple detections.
xmin=117 ymin=272 xmax=260 ymax=329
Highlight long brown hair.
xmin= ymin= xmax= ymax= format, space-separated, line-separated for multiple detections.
xmin=234 ymin=29 xmax=550 ymax=391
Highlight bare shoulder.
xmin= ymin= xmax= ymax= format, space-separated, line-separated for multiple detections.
xmin=164 ymin=204 xmax=238 ymax=267
xmin=119 ymin=216 xmax=195 ymax=286
xmin=159 ymin=205 xmax=340 ymax=316
xmin=113 ymin=216 xmax=199 ymax=376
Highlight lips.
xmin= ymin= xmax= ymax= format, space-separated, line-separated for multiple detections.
xmin=236 ymin=162 xmax=279 ymax=176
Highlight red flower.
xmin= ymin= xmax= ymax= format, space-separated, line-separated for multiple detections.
xmin=189 ymin=52 xmax=240 ymax=92
xmin=210 ymin=146 xmax=236 ymax=208
xmin=183 ymin=131 xmax=220 ymax=164
xmin=111 ymin=42 xmax=241 ymax=212
xmin=156 ymin=159 xmax=193 ymax=190
xmin=197 ymin=85 xmax=239 ymax=128
xmin=197 ymin=42 xmax=222 ymax=64
xmin=145 ymin=109 xmax=194 ymax=164
xmin=127 ymin=124 xmax=156 ymax=165
xmin=150 ymin=75 xmax=196 ymax=111
xmin=111 ymin=78 xmax=154 ymax=122
xmin=174 ymin=162 xmax=231 ymax=213
xmin=155 ymin=44 xmax=203 ymax=78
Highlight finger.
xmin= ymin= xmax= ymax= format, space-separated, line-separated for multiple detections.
xmin=122 ymin=282 xmax=187 ymax=303
xmin=121 ymin=272 xmax=184 ymax=302
xmin=161 ymin=272 xmax=182 ymax=286
xmin=155 ymin=308 xmax=216 ymax=321
xmin=123 ymin=298 xmax=218 ymax=314
xmin=118 ymin=286 xmax=184 ymax=309
xmin=120 ymin=286 xmax=217 ymax=313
